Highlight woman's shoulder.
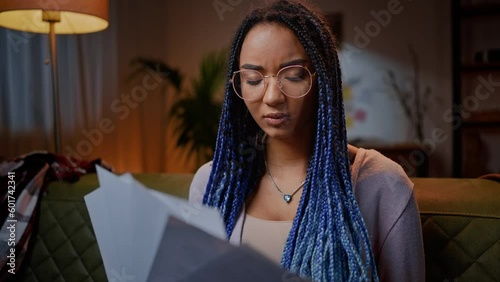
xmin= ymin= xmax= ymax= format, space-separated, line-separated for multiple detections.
xmin=189 ymin=161 xmax=213 ymax=205
xmin=193 ymin=161 xmax=213 ymax=178
xmin=351 ymin=147 xmax=414 ymax=207
xmin=352 ymin=147 xmax=413 ymax=190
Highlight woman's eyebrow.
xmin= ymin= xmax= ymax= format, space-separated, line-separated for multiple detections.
xmin=240 ymin=59 xmax=308 ymax=71
xmin=240 ymin=63 xmax=263 ymax=70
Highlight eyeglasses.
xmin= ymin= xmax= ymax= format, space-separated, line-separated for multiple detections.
xmin=230 ymin=65 xmax=316 ymax=101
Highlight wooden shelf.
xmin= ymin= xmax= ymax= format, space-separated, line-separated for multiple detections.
xmin=461 ymin=4 xmax=500 ymax=17
xmin=461 ymin=63 xmax=500 ymax=73
xmin=452 ymin=2 xmax=500 ymax=177
xmin=462 ymin=111 xmax=500 ymax=127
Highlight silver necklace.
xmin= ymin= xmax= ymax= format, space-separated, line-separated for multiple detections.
xmin=264 ymin=159 xmax=306 ymax=203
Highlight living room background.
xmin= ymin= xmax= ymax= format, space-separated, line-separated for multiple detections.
xmin=1 ymin=0 xmax=454 ymax=176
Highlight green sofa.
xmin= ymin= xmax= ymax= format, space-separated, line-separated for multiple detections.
xmin=16 ymin=174 xmax=500 ymax=282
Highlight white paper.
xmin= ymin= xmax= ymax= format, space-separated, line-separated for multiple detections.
xmin=93 ymin=166 xmax=172 ymax=281
xmin=148 ymin=189 xmax=226 ymax=240
xmin=87 ymin=166 xmax=226 ymax=281
xmin=85 ymin=166 xmax=309 ymax=282
xmin=95 ymin=166 xmax=136 ymax=274
xmin=84 ymin=188 xmax=121 ymax=282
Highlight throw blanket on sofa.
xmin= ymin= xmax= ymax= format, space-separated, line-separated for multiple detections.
xmin=0 ymin=152 xmax=106 ymax=281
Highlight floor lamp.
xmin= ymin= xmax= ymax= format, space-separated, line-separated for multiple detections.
xmin=0 ymin=1 xmax=109 ymax=154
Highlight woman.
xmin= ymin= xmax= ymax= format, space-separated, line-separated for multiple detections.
xmin=189 ymin=0 xmax=424 ymax=281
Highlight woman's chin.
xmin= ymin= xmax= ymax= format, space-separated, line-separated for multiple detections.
xmin=262 ymin=128 xmax=296 ymax=141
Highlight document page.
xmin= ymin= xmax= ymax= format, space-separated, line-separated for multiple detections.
xmin=85 ymin=166 xmax=310 ymax=282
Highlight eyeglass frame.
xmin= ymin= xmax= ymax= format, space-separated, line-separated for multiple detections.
xmin=229 ymin=65 xmax=316 ymax=101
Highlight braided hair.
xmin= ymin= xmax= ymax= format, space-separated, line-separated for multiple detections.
xmin=203 ymin=1 xmax=379 ymax=281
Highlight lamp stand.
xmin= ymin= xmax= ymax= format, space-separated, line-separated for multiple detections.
xmin=45 ymin=12 xmax=62 ymax=154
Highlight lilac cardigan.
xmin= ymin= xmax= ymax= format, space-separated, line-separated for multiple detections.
xmin=189 ymin=148 xmax=425 ymax=282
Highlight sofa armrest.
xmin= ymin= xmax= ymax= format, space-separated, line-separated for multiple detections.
xmin=412 ymin=178 xmax=500 ymax=282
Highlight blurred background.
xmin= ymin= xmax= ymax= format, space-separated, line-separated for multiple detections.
xmin=1 ymin=0 xmax=499 ymax=178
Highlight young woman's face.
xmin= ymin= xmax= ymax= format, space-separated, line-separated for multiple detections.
xmin=238 ymin=23 xmax=317 ymax=141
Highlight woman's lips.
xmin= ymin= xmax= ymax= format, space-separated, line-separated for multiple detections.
xmin=264 ymin=113 xmax=289 ymax=126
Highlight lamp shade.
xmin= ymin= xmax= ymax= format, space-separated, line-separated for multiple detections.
xmin=0 ymin=0 xmax=108 ymax=34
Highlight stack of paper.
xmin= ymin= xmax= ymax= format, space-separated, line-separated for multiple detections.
xmin=85 ymin=166 xmax=309 ymax=282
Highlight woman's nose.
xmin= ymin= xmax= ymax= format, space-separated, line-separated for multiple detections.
xmin=262 ymin=77 xmax=285 ymax=105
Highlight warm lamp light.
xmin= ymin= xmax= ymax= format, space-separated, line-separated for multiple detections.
xmin=0 ymin=0 xmax=109 ymax=154
xmin=0 ymin=1 xmax=108 ymax=34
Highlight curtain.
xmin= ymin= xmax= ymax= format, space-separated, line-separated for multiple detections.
xmin=0 ymin=0 xmax=188 ymax=173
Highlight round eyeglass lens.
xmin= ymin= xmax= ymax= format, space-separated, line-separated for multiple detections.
xmin=232 ymin=70 xmax=264 ymax=100
xmin=277 ymin=66 xmax=312 ymax=97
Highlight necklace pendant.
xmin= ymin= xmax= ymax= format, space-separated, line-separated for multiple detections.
xmin=283 ymin=194 xmax=292 ymax=203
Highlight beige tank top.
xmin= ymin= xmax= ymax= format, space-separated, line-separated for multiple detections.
xmin=241 ymin=213 xmax=293 ymax=264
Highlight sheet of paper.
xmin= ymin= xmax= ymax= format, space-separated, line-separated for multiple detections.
xmin=86 ymin=166 xmax=309 ymax=281
xmin=119 ymin=173 xmax=225 ymax=240
xmin=126 ymin=179 xmax=171 ymax=281
xmin=95 ymin=166 xmax=172 ymax=282
xmin=95 ymin=166 xmax=136 ymax=274
xmin=148 ymin=189 xmax=226 ymax=240
xmin=147 ymin=217 xmax=310 ymax=282
xmin=84 ymin=188 xmax=120 ymax=282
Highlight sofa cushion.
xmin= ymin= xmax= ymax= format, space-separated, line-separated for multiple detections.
xmin=19 ymin=197 xmax=106 ymax=282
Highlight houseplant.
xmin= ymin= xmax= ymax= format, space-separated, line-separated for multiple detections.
xmin=169 ymin=50 xmax=227 ymax=168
